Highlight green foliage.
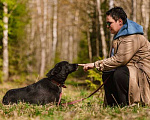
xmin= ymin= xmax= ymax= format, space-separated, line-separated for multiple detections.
xmin=85 ymin=56 xmax=103 ymax=89
xmin=0 ymin=0 xmax=29 ymax=79
xmin=85 ymin=69 xmax=102 ymax=89
xmin=77 ymin=32 xmax=90 ymax=64
xmin=74 ymin=32 xmax=90 ymax=77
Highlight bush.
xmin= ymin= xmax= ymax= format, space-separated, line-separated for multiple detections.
xmin=85 ymin=69 xmax=103 ymax=89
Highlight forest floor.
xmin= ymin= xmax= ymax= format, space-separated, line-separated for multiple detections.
xmin=0 ymin=77 xmax=150 ymax=120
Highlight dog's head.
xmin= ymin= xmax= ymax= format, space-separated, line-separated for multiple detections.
xmin=46 ymin=61 xmax=78 ymax=84
xmin=2 ymin=89 xmax=17 ymax=105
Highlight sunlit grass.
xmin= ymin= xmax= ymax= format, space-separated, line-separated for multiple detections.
xmin=0 ymin=79 xmax=150 ymax=120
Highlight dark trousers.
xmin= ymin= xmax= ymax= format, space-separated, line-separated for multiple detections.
xmin=102 ymin=66 xmax=129 ymax=107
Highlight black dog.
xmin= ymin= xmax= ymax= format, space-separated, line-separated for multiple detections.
xmin=2 ymin=61 xmax=78 ymax=105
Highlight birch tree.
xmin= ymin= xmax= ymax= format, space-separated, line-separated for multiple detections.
xmin=132 ymin=0 xmax=136 ymax=22
xmin=2 ymin=2 xmax=9 ymax=81
xmin=87 ymin=26 xmax=92 ymax=62
xmin=96 ymin=10 xmax=99 ymax=57
xmin=46 ymin=0 xmax=53 ymax=68
xmin=86 ymin=1 xmax=93 ymax=62
xmin=25 ymin=0 xmax=35 ymax=73
xmin=109 ymin=0 xmax=114 ymax=45
xmin=141 ymin=0 xmax=150 ymax=38
xmin=52 ymin=0 xmax=58 ymax=65
xmin=73 ymin=8 xmax=80 ymax=60
xmin=2 ymin=0 xmax=24 ymax=81
xmin=96 ymin=0 xmax=107 ymax=58
xmin=68 ymin=25 xmax=73 ymax=62
xmin=36 ymin=0 xmax=47 ymax=77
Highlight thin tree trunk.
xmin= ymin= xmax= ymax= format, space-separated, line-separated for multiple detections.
xmin=109 ymin=0 xmax=114 ymax=8
xmin=73 ymin=9 xmax=79 ymax=60
xmin=87 ymin=27 xmax=92 ymax=62
xmin=132 ymin=0 xmax=136 ymax=22
xmin=64 ymin=26 xmax=69 ymax=60
xmin=109 ymin=0 xmax=114 ymax=45
xmin=52 ymin=0 xmax=58 ymax=65
xmin=46 ymin=0 xmax=52 ymax=67
xmin=96 ymin=9 xmax=99 ymax=57
xmin=69 ymin=27 xmax=73 ymax=62
xmin=96 ymin=0 xmax=107 ymax=58
xmin=36 ymin=0 xmax=46 ymax=77
xmin=26 ymin=0 xmax=35 ymax=73
xmin=86 ymin=1 xmax=92 ymax=62
xmin=2 ymin=2 xmax=9 ymax=81
xmin=141 ymin=0 xmax=149 ymax=38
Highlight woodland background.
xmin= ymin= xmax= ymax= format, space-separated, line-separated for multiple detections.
xmin=0 ymin=0 xmax=150 ymax=82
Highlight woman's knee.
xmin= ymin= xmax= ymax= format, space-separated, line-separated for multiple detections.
xmin=113 ymin=66 xmax=129 ymax=83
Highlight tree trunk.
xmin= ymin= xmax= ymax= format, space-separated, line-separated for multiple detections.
xmin=69 ymin=26 xmax=73 ymax=62
xmin=109 ymin=0 xmax=114 ymax=45
xmin=85 ymin=1 xmax=92 ymax=62
xmin=26 ymin=0 xmax=35 ymax=73
xmin=87 ymin=27 xmax=92 ymax=62
xmin=96 ymin=10 xmax=99 ymax=57
xmin=64 ymin=25 xmax=69 ymax=60
xmin=46 ymin=0 xmax=53 ymax=68
xmin=36 ymin=0 xmax=46 ymax=77
xmin=96 ymin=0 xmax=107 ymax=58
xmin=109 ymin=0 xmax=114 ymax=8
xmin=68 ymin=10 xmax=74 ymax=63
xmin=2 ymin=2 xmax=9 ymax=81
xmin=132 ymin=0 xmax=136 ymax=22
xmin=141 ymin=0 xmax=149 ymax=38
xmin=74 ymin=9 xmax=80 ymax=60
xmin=52 ymin=0 xmax=58 ymax=65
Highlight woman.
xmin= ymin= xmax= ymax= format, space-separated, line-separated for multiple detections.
xmin=79 ymin=7 xmax=150 ymax=107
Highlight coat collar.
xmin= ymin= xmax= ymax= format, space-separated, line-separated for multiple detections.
xmin=113 ymin=19 xmax=144 ymax=40
xmin=51 ymin=80 xmax=67 ymax=88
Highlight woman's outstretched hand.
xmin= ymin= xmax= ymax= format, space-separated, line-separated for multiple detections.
xmin=78 ymin=63 xmax=94 ymax=71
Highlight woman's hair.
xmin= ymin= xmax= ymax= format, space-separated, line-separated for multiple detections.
xmin=106 ymin=7 xmax=127 ymax=24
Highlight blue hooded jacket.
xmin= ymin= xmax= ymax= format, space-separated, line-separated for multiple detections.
xmin=111 ymin=19 xmax=144 ymax=56
xmin=113 ymin=19 xmax=144 ymax=40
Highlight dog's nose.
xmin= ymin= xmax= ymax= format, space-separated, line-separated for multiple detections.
xmin=74 ymin=64 xmax=78 ymax=67
xmin=74 ymin=64 xmax=78 ymax=70
xmin=2 ymin=97 xmax=9 ymax=105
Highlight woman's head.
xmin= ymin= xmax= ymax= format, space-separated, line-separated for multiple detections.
xmin=106 ymin=7 xmax=127 ymax=24
xmin=106 ymin=7 xmax=127 ymax=34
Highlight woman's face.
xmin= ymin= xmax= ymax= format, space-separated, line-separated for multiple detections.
xmin=106 ymin=15 xmax=123 ymax=34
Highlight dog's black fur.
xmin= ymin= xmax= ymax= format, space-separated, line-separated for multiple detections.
xmin=2 ymin=61 xmax=78 ymax=105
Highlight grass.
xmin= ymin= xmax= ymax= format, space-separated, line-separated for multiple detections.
xmin=0 ymin=78 xmax=150 ymax=120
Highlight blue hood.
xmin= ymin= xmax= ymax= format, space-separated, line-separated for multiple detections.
xmin=113 ymin=19 xmax=144 ymax=40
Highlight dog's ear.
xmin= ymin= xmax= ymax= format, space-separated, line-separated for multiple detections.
xmin=46 ymin=66 xmax=62 ymax=78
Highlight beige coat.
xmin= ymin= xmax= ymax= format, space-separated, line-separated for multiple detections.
xmin=95 ymin=34 xmax=150 ymax=105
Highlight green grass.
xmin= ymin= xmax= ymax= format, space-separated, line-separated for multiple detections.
xmin=0 ymin=79 xmax=150 ymax=120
